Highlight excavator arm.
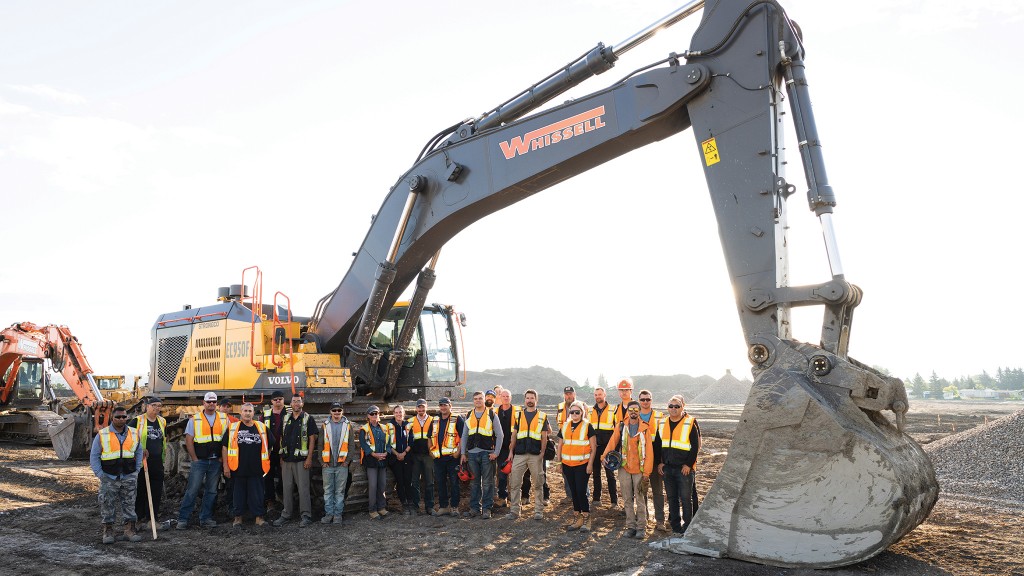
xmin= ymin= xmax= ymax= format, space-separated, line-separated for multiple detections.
xmin=309 ymin=0 xmax=937 ymax=567
xmin=0 ymin=322 xmax=104 ymax=407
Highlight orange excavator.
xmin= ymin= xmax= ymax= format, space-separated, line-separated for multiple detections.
xmin=0 ymin=322 xmax=112 ymax=458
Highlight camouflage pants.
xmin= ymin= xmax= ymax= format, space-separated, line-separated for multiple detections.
xmin=98 ymin=474 xmax=138 ymax=525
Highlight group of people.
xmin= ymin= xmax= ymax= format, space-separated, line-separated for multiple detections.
xmin=89 ymin=379 xmax=700 ymax=543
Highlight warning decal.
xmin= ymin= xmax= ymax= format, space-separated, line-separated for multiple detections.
xmin=701 ymin=137 xmax=720 ymax=166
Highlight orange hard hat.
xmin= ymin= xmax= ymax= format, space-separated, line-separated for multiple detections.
xmin=457 ymin=464 xmax=474 ymax=482
xmin=501 ymin=458 xmax=513 ymax=475
xmin=617 ymin=378 xmax=633 ymax=390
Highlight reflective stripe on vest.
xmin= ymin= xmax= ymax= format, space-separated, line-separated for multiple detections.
xmin=620 ymin=422 xmax=648 ymax=473
xmin=409 ymin=415 xmax=434 ymax=441
xmin=192 ymin=412 xmax=228 ymax=444
xmin=589 ymin=404 xmax=616 ymax=431
xmin=430 ymin=417 xmax=460 ymax=457
xmin=321 ymin=420 xmax=351 ymax=464
xmin=560 ymin=419 xmax=592 ymax=465
xmin=660 ymin=415 xmax=694 ymax=451
xmin=282 ymin=412 xmax=311 ymax=457
xmin=360 ymin=423 xmax=393 ymax=459
xmin=556 ymin=402 xmax=567 ymax=428
xmin=225 ymin=420 xmax=271 ymax=475
xmin=516 ymin=410 xmax=547 ymax=441
xmin=138 ymin=415 xmax=167 ymax=455
xmin=467 ymin=410 xmax=494 ymax=438
xmin=99 ymin=426 xmax=139 ymax=461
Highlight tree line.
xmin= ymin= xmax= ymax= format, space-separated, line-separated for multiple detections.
xmin=903 ymin=367 xmax=1024 ymax=397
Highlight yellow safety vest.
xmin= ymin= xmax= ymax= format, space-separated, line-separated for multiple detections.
xmin=281 ymin=412 xmax=311 ymax=457
xmin=659 ymin=415 xmax=695 ymax=451
xmin=192 ymin=411 xmax=229 ymax=444
xmin=225 ymin=420 xmax=271 ymax=475
xmin=321 ymin=420 xmax=351 ymax=464
xmin=98 ymin=426 xmax=140 ymax=475
xmin=138 ymin=415 xmax=167 ymax=456
xmin=516 ymin=410 xmax=548 ymax=441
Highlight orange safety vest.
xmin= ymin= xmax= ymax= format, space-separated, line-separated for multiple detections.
xmin=560 ymin=419 xmax=593 ymax=467
xmin=659 ymin=415 xmax=695 ymax=451
xmin=360 ymin=422 xmax=394 ymax=460
xmin=615 ymin=420 xmax=652 ymax=475
xmin=98 ymin=426 xmax=140 ymax=475
xmin=556 ymin=401 xmax=568 ymax=428
xmin=408 ymin=415 xmax=434 ymax=441
xmin=321 ymin=420 xmax=351 ymax=464
xmin=225 ymin=420 xmax=271 ymax=475
xmin=430 ymin=416 xmax=460 ymax=458
xmin=589 ymin=403 xmax=616 ymax=431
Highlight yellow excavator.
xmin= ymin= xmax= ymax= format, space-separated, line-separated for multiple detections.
xmin=144 ymin=0 xmax=936 ymax=567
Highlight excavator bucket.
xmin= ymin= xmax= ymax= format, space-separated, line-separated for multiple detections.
xmin=654 ymin=341 xmax=938 ymax=568
xmin=48 ymin=413 xmax=92 ymax=460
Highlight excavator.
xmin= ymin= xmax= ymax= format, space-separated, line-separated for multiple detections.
xmin=0 ymin=322 xmax=112 ymax=459
xmin=150 ymin=0 xmax=937 ymax=567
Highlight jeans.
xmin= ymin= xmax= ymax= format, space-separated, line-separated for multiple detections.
xmin=466 ymin=451 xmax=495 ymax=512
xmin=366 ymin=465 xmax=388 ymax=512
xmin=434 ymin=456 xmax=459 ymax=509
xmin=664 ymin=466 xmax=695 ymax=532
xmin=410 ymin=453 xmax=434 ymax=510
xmin=232 ymin=475 xmax=265 ymax=517
xmin=178 ymin=458 xmax=221 ymax=524
xmin=322 ymin=465 xmax=350 ymax=517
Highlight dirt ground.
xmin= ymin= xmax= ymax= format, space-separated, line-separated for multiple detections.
xmin=1 ymin=401 xmax=1022 ymax=576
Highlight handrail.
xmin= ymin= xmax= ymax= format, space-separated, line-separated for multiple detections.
xmin=241 ymin=266 xmax=263 ymax=369
xmin=272 ymin=291 xmax=298 ymax=397
xmin=156 ymin=311 xmax=227 ymax=326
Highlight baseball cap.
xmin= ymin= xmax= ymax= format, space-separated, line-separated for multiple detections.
xmin=330 ymin=402 xmax=343 ymax=410
xmin=217 ymin=398 xmax=232 ymax=407
xmin=485 ymin=390 xmax=496 ymax=397
xmin=563 ymin=386 xmax=575 ymax=394
xmin=416 ymin=399 xmax=427 ymax=407
xmin=366 ymin=405 xmax=380 ymax=415
xmin=270 ymin=390 xmax=285 ymax=399
xmin=146 ymin=395 xmax=162 ymax=404
xmin=438 ymin=397 xmax=451 ymax=405
xmin=203 ymin=392 xmax=217 ymax=402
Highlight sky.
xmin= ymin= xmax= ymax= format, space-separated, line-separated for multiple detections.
xmin=2 ymin=0 xmax=1022 ymax=389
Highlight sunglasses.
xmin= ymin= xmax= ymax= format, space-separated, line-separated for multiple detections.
xmin=113 ymin=415 xmax=128 ymax=419
xmin=639 ymin=398 xmax=652 ymax=402
xmin=668 ymin=404 xmax=682 ymax=409
xmin=273 ymin=398 xmax=284 ymax=401
xmin=627 ymin=408 xmax=640 ymax=413
xmin=204 ymin=400 xmax=216 ymax=404
xmin=568 ymin=410 xmax=582 ymax=415
xmin=331 ymin=409 xmax=342 ymax=413
xmin=368 ymin=412 xmax=380 ymax=416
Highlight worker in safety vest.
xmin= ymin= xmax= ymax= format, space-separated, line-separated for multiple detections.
xmin=504 ymin=388 xmax=550 ymax=520
xmin=257 ymin=389 xmax=287 ymax=510
xmin=128 ymin=396 xmax=169 ymax=531
xmin=556 ymin=385 xmax=577 ymax=501
xmin=360 ymin=405 xmax=393 ymax=518
xmin=637 ymin=388 xmax=668 ymax=532
xmin=654 ymin=394 xmax=701 ymax=534
xmin=320 ymin=401 xmax=351 ymax=525
xmin=90 ymin=405 xmax=143 ymax=544
xmin=602 ymin=400 xmax=654 ymax=539
xmin=221 ymin=402 xmax=273 ymax=527
xmin=494 ymin=389 xmax=521 ymax=508
xmin=177 ymin=391 xmax=230 ymax=530
xmin=430 ymin=396 xmax=465 ymax=517
xmin=555 ymin=399 xmax=597 ymax=532
xmin=273 ymin=394 xmax=318 ymax=527
xmin=460 ymin=390 xmax=504 ymax=519
xmin=589 ymin=386 xmax=618 ymax=507
xmin=407 ymin=398 xmax=435 ymax=515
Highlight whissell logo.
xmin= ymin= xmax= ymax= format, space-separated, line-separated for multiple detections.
xmin=498 ymin=105 xmax=607 ymax=160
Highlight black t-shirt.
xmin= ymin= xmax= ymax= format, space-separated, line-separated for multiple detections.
xmin=496 ymin=406 xmax=515 ymax=457
xmin=281 ymin=412 xmax=318 ymax=462
xmin=231 ymin=423 xmax=268 ymax=477
xmin=130 ymin=416 xmax=163 ymax=462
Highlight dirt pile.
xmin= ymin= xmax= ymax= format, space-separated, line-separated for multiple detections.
xmin=925 ymin=407 xmax=1024 ymax=507
xmin=690 ymin=372 xmax=751 ymax=405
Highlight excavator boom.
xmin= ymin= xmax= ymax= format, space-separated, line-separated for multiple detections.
xmin=304 ymin=0 xmax=936 ymax=567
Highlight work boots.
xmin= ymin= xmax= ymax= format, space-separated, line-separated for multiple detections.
xmin=101 ymin=524 xmax=114 ymax=545
xmin=580 ymin=512 xmax=592 ymax=532
xmin=124 ymin=521 xmax=142 ymax=542
xmin=566 ymin=512 xmax=582 ymax=531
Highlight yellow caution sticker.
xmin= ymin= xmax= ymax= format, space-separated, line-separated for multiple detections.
xmin=701 ymin=137 xmax=720 ymax=166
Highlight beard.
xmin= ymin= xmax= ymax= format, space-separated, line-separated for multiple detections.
xmin=485 ymin=400 xmax=494 ymax=407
